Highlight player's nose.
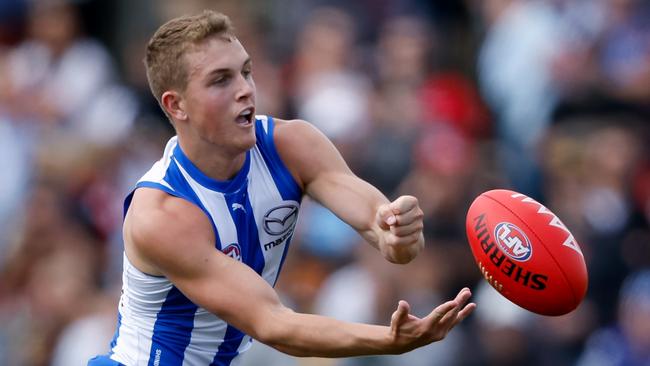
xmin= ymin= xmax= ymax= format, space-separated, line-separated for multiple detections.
xmin=235 ymin=74 xmax=255 ymax=101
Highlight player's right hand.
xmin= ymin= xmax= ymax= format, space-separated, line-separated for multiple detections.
xmin=375 ymin=195 xmax=425 ymax=263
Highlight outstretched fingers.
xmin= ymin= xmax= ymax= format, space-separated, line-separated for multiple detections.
xmin=426 ymin=300 xmax=458 ymax=324
xmin=425 ymin=288 xmax=476 ymax=340
xmin=454 ymin=301 xmax=477 ymax=326
xmin=439 ymin=288 xmax=472 ymax=326
xmin=386 ymin=289 xmax=476 ymax=353
xmin=453 ymin=288 xmax=477 ymax=325
xmin=454 ymin=288 xmax=476 ymax=320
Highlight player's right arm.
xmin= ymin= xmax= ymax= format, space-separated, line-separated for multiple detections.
xmin=124 ymin=188 xmax=475 ymax=357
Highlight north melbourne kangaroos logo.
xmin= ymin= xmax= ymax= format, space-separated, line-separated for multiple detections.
xmin=222 ymin=243 xmax=242 ymax=262
xmin=263 ymin=204 xmax=299 ymax=236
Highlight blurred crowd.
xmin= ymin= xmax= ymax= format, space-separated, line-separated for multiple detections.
xmin=0 ymin=0 xmax=648 ymax=365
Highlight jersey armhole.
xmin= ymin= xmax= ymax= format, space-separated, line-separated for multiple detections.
xmin=123 ymin=182 xmax=182 ymax=219
xmin=123 ymin=180 xmax=223 ymax=251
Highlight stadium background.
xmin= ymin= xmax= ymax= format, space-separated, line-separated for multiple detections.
xmin=0 ymin=0 xmax=649 ymax=365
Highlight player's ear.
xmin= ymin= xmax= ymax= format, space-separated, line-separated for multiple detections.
xmin=161 ymin=90 xmax=188 ymax=122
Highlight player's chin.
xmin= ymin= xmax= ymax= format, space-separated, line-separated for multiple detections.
xmin=228 ymin=122 xmax=256 ymax=145
xmin=236 ymin=133 xmax=257 ymax=150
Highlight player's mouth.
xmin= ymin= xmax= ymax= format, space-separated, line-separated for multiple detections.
xmin=236 ymin=107 xmax=255 ymax=126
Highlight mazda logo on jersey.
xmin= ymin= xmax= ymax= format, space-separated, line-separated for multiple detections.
xmin=263 ymin=204 xmax=299 ymax=236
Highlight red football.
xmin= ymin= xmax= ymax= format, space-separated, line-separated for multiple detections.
xmin=466 ymin=189 xmax=588 ymax=316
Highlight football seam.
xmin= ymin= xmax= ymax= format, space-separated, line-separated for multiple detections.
xmin=482 ymin=193 xmax=578 ymax=308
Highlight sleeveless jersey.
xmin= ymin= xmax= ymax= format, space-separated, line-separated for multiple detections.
xmin=106 ymin=116 xmax=302 ymax=366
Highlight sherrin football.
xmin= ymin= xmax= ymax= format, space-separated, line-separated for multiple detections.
xmin=466 ymin=189 xmax=588 ymax=316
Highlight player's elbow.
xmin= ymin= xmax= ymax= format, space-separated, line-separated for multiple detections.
xmin=250 ymin=311 xmax=284 ymax=345
xmin=253 ymin=323 xmax=285 ymax=347
xmin=252 ymin=307 xmax=307 ymax=356
xmin=263 ymin=339 xmax=311 ymax=357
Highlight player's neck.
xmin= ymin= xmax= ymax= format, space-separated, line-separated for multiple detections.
xmin=178 ymin=137 xmax=247 ymax=182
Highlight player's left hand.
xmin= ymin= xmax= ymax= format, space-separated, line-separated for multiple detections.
xmin=375 ymin=195 xmax=425 ymax=263
xmin=387 ymin=287 xmax=476 ymax=353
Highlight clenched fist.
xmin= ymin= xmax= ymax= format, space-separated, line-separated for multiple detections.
xmin=375 ymin=195 xmax=425 ymax=263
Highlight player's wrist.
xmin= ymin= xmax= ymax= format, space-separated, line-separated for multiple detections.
xmin=365 ymin=325 xmax=403 ymax=355
xmin=379 ymin=234 xmax=423 ymax=264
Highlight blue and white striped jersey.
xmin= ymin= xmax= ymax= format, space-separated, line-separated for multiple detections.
xmin=107 ymin=116 xmax=302 ymax=366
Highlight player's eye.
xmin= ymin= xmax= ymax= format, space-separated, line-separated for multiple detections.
xmin=208 ymin=73 xmax=231 ymax=86
xmin=211 ymin=76 xmax=229 ymax=85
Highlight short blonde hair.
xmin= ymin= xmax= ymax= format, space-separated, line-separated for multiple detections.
xmin=145 ymin=10 xmax=235 ymax=110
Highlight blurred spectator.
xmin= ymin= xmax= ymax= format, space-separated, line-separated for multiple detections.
xmin=0 ymin=0 xmax=27 ymax=46
xmin=356 ymin=15 xmax=431 ymax=193
xmin=50 ymin=290 xmax=118 ymax=366
xmin=373 ymin=15 xmax=433 ymax=88
xmin=0 ymin=187 xmax=103 ymax=365
xmin=372 ymin=14 xmax=490 ymax=141
xmin=541 ymin=117 xmax=647 ymax=324
xmin=597 ymin=0 xmax=650 ymax=103
xmin=470 ymin=281 xmax=538 ymax=366
xmin=533 ymin=301 xmax=599 ymax=366
xmin=419 ymin=72 xmax=491 ymax=141
xmin=577 ymin=270 xmax=650 ymax=366
xmin=313 ymin=244 xmax=389 ymax=326
xmin=398 ymin=123 xmax=477 ymax=239
xmin=356 ymin=84 xmax=420 ymax=195
xmin=3 ymin=0 xmax=136 ymax=145
xmin=0 ymin=114 xmax=32 ymax=257
xmin=477 ymin=0 xmax=569 ymax=196
xmin=297 ymin=199 xmax=360 ymax=259
xmin=289 ymin=7 xmax=371 ymax=155
xmin=580 ymin=125 xmax=641 ymax=235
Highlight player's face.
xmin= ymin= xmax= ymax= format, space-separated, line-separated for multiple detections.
xmin=181 ymin=36 xmax=256 ymax=151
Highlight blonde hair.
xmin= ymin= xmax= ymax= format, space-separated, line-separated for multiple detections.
xmin=145 ymin=10 xmax=235 ymax=111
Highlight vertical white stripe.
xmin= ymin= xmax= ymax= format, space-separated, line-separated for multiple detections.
xmin=248 ymin=149 xmax=298 ymax=286
xmin=181 ymin=309 xmax=230 ymax=366
xmin=116 ymin=135 xmax=177 ymax=363
xmin=174 ymin=162 xmax=239 ymax=364
xmin=110 ymin=306 xmax=139 ymax=365
xmin=111 ymin=254 xmax=171 ymax=365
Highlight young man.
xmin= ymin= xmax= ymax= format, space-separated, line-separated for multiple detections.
xmin=89 ymin=10 xmax=475 ymax=366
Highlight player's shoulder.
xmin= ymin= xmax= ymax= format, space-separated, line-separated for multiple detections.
xmin=273 ymin=118 xmax=328 ymax=146
xmin=126 ymin=188 xmax=214 ymax=256
xmin=271 ymin=117 xmax=347 ymax=192
xmin=272 ymin=117 xmax=309 ymax=130
xmin=272 ymin=118 xmax=331 ymax=177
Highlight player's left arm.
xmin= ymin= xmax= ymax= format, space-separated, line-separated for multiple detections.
xmin=274 ymin=119 xmax=424 ymax=264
